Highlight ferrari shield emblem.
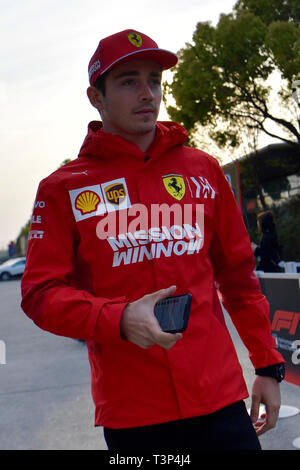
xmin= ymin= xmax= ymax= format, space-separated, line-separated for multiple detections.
xmin=127 ymin=32 xmax=143 ymax=48
xmin=163 ymin=175 xmax=186 ymax=201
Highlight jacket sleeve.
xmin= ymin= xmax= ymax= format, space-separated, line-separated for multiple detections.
xmin=21 ymin=177 xmax=128 ymax=343
xmin=208 ymin=160 xmax=284 ymax=369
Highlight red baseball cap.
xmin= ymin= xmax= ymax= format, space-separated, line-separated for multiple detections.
xmin=88 ymin=29 xmax=178 ymax=86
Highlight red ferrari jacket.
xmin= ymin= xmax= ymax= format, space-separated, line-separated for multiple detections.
xmin=21 ymin=121 xmax=283 ymax=428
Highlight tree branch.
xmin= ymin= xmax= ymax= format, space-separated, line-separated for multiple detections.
xmin=227 ymin=110 xmax=299 ymax=146
xmin=229 ymin=79 xmax=300 ymax=142
xmin=258 ymin=121 xmax=299 ymax=145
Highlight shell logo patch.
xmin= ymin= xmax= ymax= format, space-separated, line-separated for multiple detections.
xmin=105 ymin=183 xmax=126 ymax=205
xmin=69 ymin=184 xmax=106 ymax=221
xmin=75 ymin=190 xmax=100 ymax=215
xmin=163 ymin=175 xmax=186 ymax=201
xmin=128 ymin=32 xmax=143 ymax=48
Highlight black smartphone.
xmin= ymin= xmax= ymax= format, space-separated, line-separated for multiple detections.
xmin=154 ymin=293 xmax=192 ymax=333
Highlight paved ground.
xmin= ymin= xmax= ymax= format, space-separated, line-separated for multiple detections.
xmin=224 ymin=312 xmax=300 ymax=451
xmin=0 ymin=279 xmax=299 ymax=450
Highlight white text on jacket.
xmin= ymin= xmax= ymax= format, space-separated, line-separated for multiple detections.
xmin=107 ymin=223 xmax=204 ymax=267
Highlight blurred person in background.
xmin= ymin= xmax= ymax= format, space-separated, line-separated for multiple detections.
xmin=252 ymin=211 xmax=283 ymax=273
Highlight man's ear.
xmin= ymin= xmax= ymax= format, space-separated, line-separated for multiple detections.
xmin=87 ymin=86 xmax=104 ymax=112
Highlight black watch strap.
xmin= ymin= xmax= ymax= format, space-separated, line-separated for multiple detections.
xmin=255 ymin=363 xmax=285 ymax=382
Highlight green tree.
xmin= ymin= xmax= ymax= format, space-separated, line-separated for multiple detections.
xmin=165 ymin=0 xmax=300 ymax=151
xmin=59 ymin=158 xmax=71 ymax=168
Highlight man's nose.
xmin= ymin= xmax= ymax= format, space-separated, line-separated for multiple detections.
xmin=138 ymin=82 xmax=154 ymax=101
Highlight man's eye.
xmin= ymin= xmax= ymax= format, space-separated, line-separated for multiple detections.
xmin=122 ymin=79 xmax=136 ymax=86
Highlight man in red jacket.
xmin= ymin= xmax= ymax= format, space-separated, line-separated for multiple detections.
xmin=21 ymin=29 xmax=285 ymax=451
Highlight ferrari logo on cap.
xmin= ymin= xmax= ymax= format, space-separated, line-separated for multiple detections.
xmin=163 ymin=175 xmax=186 ymax=201
xmin=128 ymin=32 xmax=143 ymax=48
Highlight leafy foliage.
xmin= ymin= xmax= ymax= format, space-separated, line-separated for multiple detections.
xmin=165 ymin=0 xmax=300 ymax=150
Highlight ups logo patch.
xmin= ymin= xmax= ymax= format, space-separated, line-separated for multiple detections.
xmin=105 ymin=183 xmax=127 ymax=205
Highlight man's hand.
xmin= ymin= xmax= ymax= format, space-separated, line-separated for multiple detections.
xmin=250 ymin=376 xmax=281 ymax=436
xmin=120 ymin=285 xmax=183 ymax=350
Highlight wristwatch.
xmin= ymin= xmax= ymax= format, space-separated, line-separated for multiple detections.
xmin=255 ymin=363 xmax=285 ymax=383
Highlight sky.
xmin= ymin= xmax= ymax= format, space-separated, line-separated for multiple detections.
xmin=0 ymin=0 xmax=275 ymax=251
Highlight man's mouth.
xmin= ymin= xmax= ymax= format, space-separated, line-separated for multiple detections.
xmin=134 ymin=107 xmax=155 ymax=115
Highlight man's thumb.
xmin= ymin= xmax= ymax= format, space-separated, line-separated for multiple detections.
xmin=151 ymin=285 xmax=177 ymax=304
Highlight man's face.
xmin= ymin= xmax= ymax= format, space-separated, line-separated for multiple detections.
xmin=94 ymin=59 xmax=162 ymax=141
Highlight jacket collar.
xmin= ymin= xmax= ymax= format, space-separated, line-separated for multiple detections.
xmin=78 ymin=121 xmax=188 ymax=162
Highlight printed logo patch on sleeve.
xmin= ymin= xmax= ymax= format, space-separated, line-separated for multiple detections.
xmin=69 ymin=185 xmax=106 ymax=221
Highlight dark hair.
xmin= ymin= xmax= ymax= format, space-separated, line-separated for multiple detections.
xmin=257 ymin=211 xmax=276 ymax=234
xmin=94 ymin=73 xmax=107 ymax=96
